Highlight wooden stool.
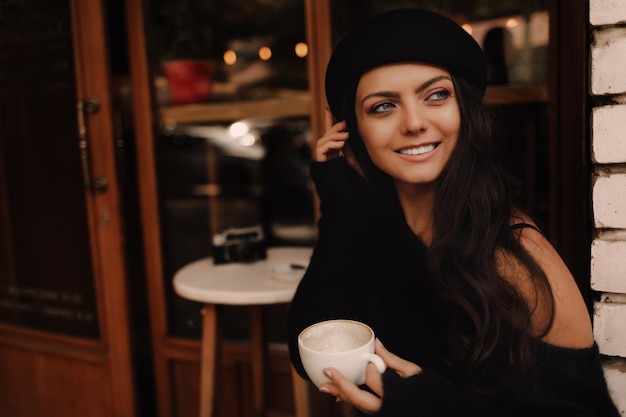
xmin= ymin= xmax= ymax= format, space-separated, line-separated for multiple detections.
xmin=173 ymin=247 xmax=313 ymax=417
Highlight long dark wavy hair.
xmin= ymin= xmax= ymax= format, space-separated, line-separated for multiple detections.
xmin=341 ymin=75 xmax=555 ymax=381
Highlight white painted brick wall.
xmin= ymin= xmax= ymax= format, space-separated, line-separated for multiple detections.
xmin=591 ymin=237 xmax=626 ymax=293
xmin=590 ymin=0 xmax=626 ymax=413
xmin=590 ymin=0 xmax=626 ymax=26
xmin=592 ymin=105 xmax=626 ymax=163
xmin=593 ymin=173 xmax=626 ymax=229
xmin=595 ymin=294 xmax=626 ymax=414
xmin=594 ymin=294 xmax=626 ymax=357
xmin=590 ymin=27 xmax=626 ymax=96
xmin=603 ymin=358 xmax=626 ymax=415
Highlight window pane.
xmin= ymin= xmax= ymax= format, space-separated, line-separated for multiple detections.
xmin=146 ymin=0 xmax=313 ymax=339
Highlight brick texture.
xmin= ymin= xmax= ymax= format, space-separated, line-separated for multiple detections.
xmin=590 ymin=0 xmax=626 ymax=26
xmin=594 ymin=295 xmax=626 ymax=357
xmin=592 ymin=105 xmax=626 ymax=164
xmin=593 ymin=174 xmax=626 ymax=229
xmin=592 ymin=238 xmax=626 ymax=293
xmin=590 ymin=0 xmax=626 ymax=412
xmin=603 ymin=358 xmax=626 ymax=415
xmin=591 ymin=27 xmax=626 ymax=96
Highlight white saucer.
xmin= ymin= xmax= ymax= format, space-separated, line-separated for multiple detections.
xmin=271 ymin=264 xmax=307 ymax=282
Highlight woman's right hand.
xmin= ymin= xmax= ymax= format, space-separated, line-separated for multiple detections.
xmin=316 ymin=109 xmax=350 ymax=161
xmin=316 ymin=109 xmax=363 ymax=176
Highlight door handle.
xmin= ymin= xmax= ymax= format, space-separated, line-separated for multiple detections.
xmin=76 ymin=96 xmax=108 ymax=193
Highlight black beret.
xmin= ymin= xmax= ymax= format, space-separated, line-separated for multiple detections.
xmin=325 ymin=8 xmax=487 ymax=121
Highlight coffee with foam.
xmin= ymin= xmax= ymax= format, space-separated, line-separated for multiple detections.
xmin=300 ymin=321 xmax=371 ymax=352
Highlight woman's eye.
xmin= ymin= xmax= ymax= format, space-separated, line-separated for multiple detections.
xmin=428 ymin=89 xmax=451 ymax=101
xmin=369 ymin=101 xmax=395 ymax=114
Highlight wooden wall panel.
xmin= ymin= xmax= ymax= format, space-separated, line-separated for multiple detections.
xmin=160 ymin=344 xmax=350 ymax=417
xmin=0 ymin=344 xmax=111 ymax=417
xmin=167 ymin=346 xmax=294 ymax=417
xmin=170 ymin=360 xmax=200 ymax=417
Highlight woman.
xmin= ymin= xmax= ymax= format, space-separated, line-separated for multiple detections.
xmin=287 ymin=8 xmax=619 ymax=416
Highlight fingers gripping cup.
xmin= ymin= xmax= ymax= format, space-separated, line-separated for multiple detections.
xmin=298 ymin=319 xmax=387 ymax=388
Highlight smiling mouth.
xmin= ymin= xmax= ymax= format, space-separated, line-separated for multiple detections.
xmin=396 ymin=143 xmax=438 ymax=156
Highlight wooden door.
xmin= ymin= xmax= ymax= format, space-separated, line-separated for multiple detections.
xmin=125 ymin=0 xmax=332 ymax=414
xmin=0 ymin=0 xmax=137 ymax=416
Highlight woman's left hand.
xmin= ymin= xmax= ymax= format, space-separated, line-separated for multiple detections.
xmin=319 ymin=339 xmax=422 ymax=414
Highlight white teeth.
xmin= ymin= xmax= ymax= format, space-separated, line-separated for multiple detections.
xmin=397 ymin=144 xmax=436 ymax=155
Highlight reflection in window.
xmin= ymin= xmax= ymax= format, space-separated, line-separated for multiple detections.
xmin=150 ymin=0 xmax=309 ymax=105
xmin=146 ymin=0 xmax=314 ymax=339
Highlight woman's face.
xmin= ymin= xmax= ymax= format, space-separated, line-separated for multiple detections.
xmin=355 ymin=63 xmax=461 ymax=189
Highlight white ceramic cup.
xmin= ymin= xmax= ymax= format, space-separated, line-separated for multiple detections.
xmin=298 ymin=319 xmax=387 ymax=388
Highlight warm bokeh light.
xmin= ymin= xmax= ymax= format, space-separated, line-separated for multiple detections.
xmin=223 ymin=49 xmax=237 ymax=65
xmin=229 ymin=121 xmax=249 ymax=138
xmin=295 ymin=42 xmax=308 ymax=58
xmin=462 ymin=23 xmax=473 ymax=35
xmin=238 ymin=133 xmax=257 ymax=147
xmin=259 ymin=46 xmax=272 ymax=61
xmin=506 ymin=18 xmax=519 ymax=28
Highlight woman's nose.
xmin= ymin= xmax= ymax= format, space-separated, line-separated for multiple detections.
xmin=401 ymin=105 xmax=427 ymax=135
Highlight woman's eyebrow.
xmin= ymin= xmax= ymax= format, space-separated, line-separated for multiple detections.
xmin=359 ymin=75 xmax=453 ymax=105
xmin=360 ymin=90 xmax=400 ymax=104
xmin=416 ymin=75 xmax=452 ymax=93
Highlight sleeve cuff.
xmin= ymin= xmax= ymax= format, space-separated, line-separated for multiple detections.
xmin=375 ymin=369 xmax=511 ymax=417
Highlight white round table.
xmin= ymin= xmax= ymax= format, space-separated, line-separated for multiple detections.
xmin=173 ymin=246 xmax=313 ymax=417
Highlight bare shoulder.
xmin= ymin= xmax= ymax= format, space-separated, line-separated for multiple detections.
xmin=513 ymin=221 xmax=594 ymax=348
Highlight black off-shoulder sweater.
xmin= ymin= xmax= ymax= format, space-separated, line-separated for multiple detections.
xmin=287 ymin=158 xmax=620 ymax=417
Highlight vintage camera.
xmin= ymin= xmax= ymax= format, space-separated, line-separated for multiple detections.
xmin=212 ymin=225 xmax=267 ymax=265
